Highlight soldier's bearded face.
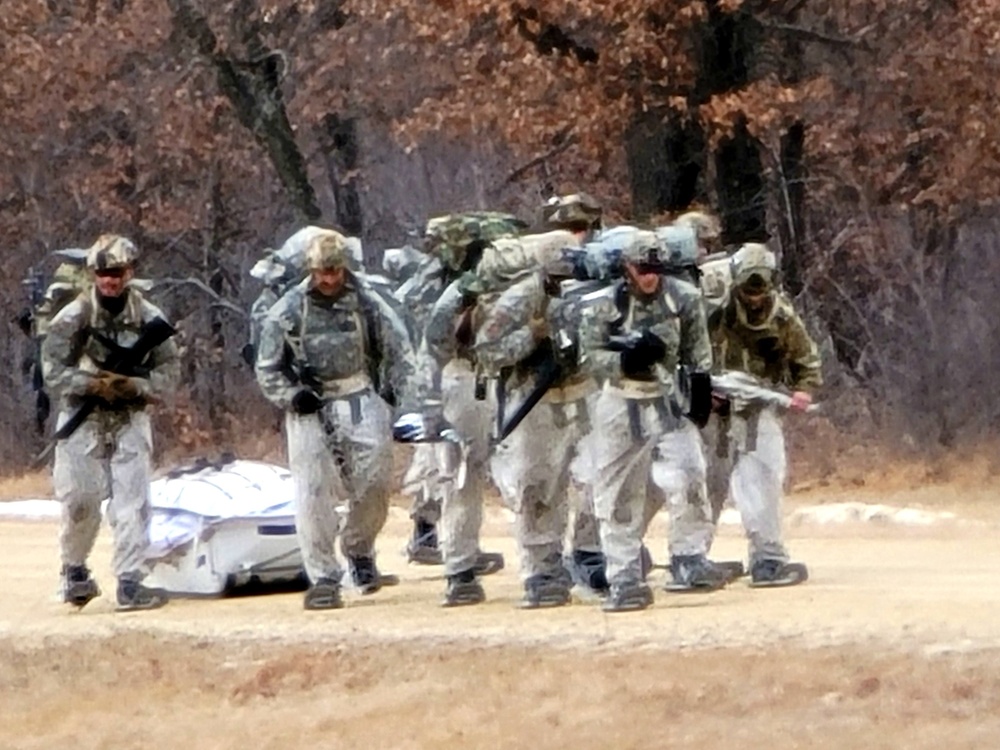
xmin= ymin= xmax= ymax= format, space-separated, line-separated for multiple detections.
xmin=93 ymin=267 xmax=133 ymax=298
xmin=624 ymin=263 xmax=661 ymax=296
xmin=311 ymin=267 xmax=346 ymax=296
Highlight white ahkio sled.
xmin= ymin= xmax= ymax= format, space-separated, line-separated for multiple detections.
xmin=144 ymin=459 xmax=306 ymax=596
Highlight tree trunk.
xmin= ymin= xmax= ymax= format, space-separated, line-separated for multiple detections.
xmin=714 ymin=113 xmax=767 ymax=244
xmin=320 ymin=114 xmax=364 ymax=237
xmin=625 ymin=110 xmax=706 ymax=219
xmin=777 ymin=120 xmax=807 ymax=295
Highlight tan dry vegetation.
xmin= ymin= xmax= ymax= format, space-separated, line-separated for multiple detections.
xmin=0 ymin=470 xmax=51 ymax=500
xmin=3 ymin=634 xmax=1000 ymax=750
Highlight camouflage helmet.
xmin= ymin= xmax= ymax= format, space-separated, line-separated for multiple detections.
xmin=620 ymin=230 xmax=663 ymax=266
xmin=424 ymin=211 xmax=524 ymax=271
xmin=86 ymin=234 xmax=138 ymax=271
xmin=674 ymin=210 xmax=721 ymax=243
xmin=730 ymin=242 xmax=777 ymax=289
xmin=654 ymin=225 xmax=699 ymax=269
xmin=305 ymin=230 xmax=350 ymax=270
xmin=543 ymin=193 xmax=603 ymax=229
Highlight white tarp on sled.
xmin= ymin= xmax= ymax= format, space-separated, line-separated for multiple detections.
xmin=145 ymin=459 xmax=305 ymax=596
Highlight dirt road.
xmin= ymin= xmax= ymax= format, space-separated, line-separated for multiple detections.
xmin=2 ymin=489 xmax=999 ymax=749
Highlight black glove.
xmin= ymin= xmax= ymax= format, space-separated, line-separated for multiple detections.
xmin=291 ymin=389 xmax=323 ymax=415
xmin=687 ymin=371 xmax=712 ymax=428
xmin=240 ymin=343 xmax=256 ymax=368
xmin=619 ymin=331 xmax=667 ymax=379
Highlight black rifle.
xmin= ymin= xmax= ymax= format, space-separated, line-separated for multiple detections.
xmin=493 ymin=331 xmax=576 ymax=443
xmin=16 ymin=267 xmax=50 ymax=433
xmin=52 ymin=317 xmax=177 ymax=442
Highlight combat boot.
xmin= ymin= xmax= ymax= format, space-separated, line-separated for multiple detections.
xmin=567 ymin=549 xmax=609 ymax=595
xmin=519 ymin=574 xmax=572 ymax=609
xmin=349 ymin=556 xmax=400 ymax=595
xmin=442 ymin=568 xmax=485 ymax=607
xmin=639 ymin=545 xmax=653 ymax=581
xmin=406 ymin=519 xmax=443 ymax=565
xmin=304 ymin=577 xmax=344 ymax=610
xmin=749 ymin=559 xmax=809 ymax=588
xmin=62 ymin=564 xmax=100 ymax=608
xmin=601 ymin=580 xmax=654 ymax=613
xmin=115 ymin=575 xmax=168 ymax=612
xmin=663 ymin=554 xmax=729 ymax=593
xmin=472 ymin=550 xmax=505 ymax=577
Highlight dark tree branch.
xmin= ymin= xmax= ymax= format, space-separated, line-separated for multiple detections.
xmin=156 ymin=277 xmax=248 ymax=318
xmin=763 ymin=21 xmax=873 ymax=50
xmin=165 ymin=0 xmax=322 ymax=221
xmin=502 ymin=135 xmax=578 ymax=185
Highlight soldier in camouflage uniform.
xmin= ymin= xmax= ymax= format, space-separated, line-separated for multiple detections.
xmin=255 ymin=231 xmax=414 ymax=609
xmin=536 ymin=194 xmax=611 ymax=592
xmin=641 ymin=224 xmax=739 ymax=591
xmin=674 ymin=210 xmax=739 ymax=546
xmin=392 ymin=227 xmax=458 ymax=565
xmin=394 ymin=213 xmax=520 ymax=572
xmin=581 ymin=230 xmax=718 ymax=612
xmin=707 ymin=243 xmax=821 ymax=587
xmin=406 ymin=213 xmax=522 ymax=605
xmin=472 ymin=231 xmax=609 ymax=607
xmin=42 ymin=235 xmax=179 ymax=611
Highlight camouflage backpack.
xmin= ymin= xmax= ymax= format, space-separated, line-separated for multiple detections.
xmin=423 ymin=211 xmax=526 ymax=273
xmin=37 ymin=263 xmax=92 ymax=333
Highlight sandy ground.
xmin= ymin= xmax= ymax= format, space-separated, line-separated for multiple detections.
xmin=2 ymin=487 xmax=1000 ymax=749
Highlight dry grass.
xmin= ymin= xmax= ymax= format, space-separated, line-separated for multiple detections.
xmin=3 ymin=634 xmax=999 ymax=750
xmin=0 ymin=470 xmax=51 ymax=501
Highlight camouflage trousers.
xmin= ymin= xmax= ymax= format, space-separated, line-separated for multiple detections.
xmin=706 ymin=407 xmax=789 ymax=566
xmin=400 ymin=443 xmax=442 ymax=525
xmin=438 ymin=361 xmax=493 ymax=577
xmin=641 ymin=418 xmax=716 ymax=558
xmin=285 ymin=389 xmax=392 ymax=583
xmin=53 ymin=410 xmax=153 ymax=579
xmin=590 ymin=386 xmax=715 ymax=587
xmin=491 ymin=385 xmax=601 ymax=581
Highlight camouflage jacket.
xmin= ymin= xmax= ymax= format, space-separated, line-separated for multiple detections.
xmin=392 ymin=255 xmax=452 ymax=337
xmin=473 ymin=274 xmax=546 ymax=376
xmin=255 ymin=274 xmax=417 ymax=410
xmin=41 ymin=285 xmax=180 ymax=415
xmin=708 ymin=293 xmax=822 ymax=391
xmin=248 ymin=286 xmax=280 ymax=356
xmin=471 ymin=273 xmax=591 ymax=391
xmin=412 ymin=277 xmax=479 ymax=403
xmin=582 ymin=276 xmax=713 ymax=396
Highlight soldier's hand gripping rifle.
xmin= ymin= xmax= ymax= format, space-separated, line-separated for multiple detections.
xmin=51 ymin=317 xmax=177 ymax=444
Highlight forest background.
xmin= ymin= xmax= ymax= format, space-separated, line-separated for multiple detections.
xmin=2 ymin=0 xmax=999 ymax=483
